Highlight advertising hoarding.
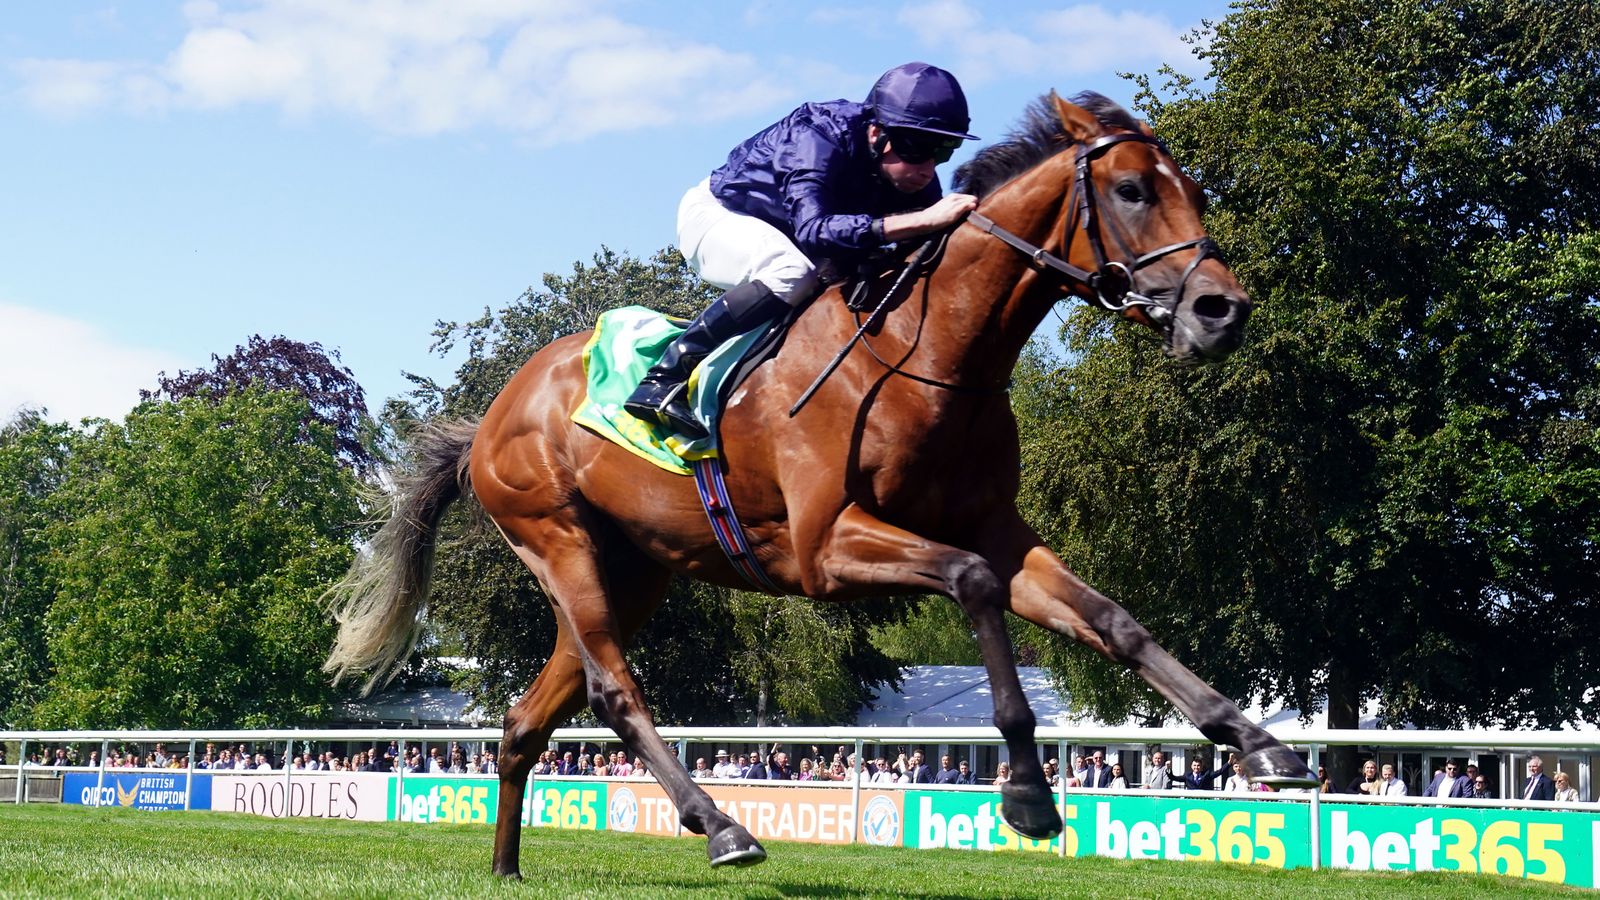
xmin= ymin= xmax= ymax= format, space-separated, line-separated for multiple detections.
xmin=209 ymin=771 xmax=389 ymax=821
xmin=63 ymin=771 xmax=211 ymax=811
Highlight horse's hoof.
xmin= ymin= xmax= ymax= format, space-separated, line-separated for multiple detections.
xmin=1242 ymin=745 xmax=1318 ymax=788
xmin=493 ymin=867 xmax=523 ymax=881
xmin=1001 ymin=780 xmax=1063 ymax=839
xmin=708 ymin=826 xmax=767 ymax=868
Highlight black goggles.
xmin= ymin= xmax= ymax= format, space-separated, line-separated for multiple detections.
xmin=887 ymin=128 xmax=962 ymax=164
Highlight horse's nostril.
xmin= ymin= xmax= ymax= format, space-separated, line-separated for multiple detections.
xmin=1193 ymin=294 xmax=1232 ymax=322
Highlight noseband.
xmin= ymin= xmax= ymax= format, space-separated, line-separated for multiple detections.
xmin=965 ymin=132 xmax=1221 ymax=325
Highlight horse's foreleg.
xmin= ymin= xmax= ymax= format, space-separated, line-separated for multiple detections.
xmin=815 ymin=505 xmax=1062 ymax=839
xmin=985 ymin=516 xmax=1315 ymax=786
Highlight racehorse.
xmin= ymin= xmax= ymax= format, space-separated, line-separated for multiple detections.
xmin=324 ymin=91 xmax=1315 ymax=878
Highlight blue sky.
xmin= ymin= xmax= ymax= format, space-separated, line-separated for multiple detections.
xmin=1 ymin=0 xmax=1230 ymax=424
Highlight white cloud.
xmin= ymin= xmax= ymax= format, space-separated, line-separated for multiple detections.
xmin=0 ymin=303 xmax=184 ymax=426
xmin=896 ymin=1 xmax=1202 ymax=84
xmin=12 ymin=0 xmax=791 ymax=140
xmin=11 ymin=59 xmax=157 ymax=116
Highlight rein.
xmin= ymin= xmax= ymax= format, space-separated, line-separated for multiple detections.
xmin=850 ymin=231 xmax=1011 ymax=397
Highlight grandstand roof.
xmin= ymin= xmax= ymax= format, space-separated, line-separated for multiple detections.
xmin=855 ymin=666 xmax=1093 ymax=728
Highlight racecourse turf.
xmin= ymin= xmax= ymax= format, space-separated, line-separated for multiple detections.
xmin=0 ymin=803 xmax=1579 ymax=898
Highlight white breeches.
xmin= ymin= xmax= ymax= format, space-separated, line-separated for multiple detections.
xmin=676 ymin=177 xmax=819 ymax=305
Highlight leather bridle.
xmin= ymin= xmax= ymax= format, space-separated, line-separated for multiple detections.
xmin=797 ymin=131 xmax=1224 ymax=410
xmin=964 ymin=132 xmax=1222 ymax=329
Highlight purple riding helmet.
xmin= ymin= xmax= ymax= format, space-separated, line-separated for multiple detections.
xmin=866 ymin=62 xmax=981 ymax=143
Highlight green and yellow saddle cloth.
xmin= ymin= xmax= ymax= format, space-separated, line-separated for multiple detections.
xmin=572 ymin=305 xmax=783 ymax=593
xmin=571 ymin=305 xmax=770 ymax=473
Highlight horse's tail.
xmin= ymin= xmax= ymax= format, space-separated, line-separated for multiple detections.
xmin=323 ymin=418 xmax=479 ymax=694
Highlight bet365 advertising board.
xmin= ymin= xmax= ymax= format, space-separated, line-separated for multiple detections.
xmin=381 ymin=776 xmax=1600 ymax=887
xmin=900 ymin=791 xmax=1596 ymax=886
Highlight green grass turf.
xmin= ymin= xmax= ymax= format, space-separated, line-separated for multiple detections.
xmin=0 ymin=803 xmax=1581 ymax=898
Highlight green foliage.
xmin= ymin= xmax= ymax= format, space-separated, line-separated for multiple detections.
xmin=869 ymin=597 xmax=982 ymax=667
xmin=1016 ymin=0 xmax=1600 ymax=730
xmin=398 ymin=246 xmax=715 ymax=422
xmin=144 ymin=334 xmax=384 ymax=480
xmin=407 ymin=246 xmax=905 ymax=725
xmin=731 ymin=592 xmax=910 ymax=725
xmin=0 ymin=411 xmax=77 ymax=727
xmin=31 ymin=389 xmax=366 ymax=728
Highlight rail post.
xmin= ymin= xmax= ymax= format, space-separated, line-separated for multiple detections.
xmin=185 ymin=739 xmax=196 ymax=811
xmin=1058 ymin=739 xmax=1069 ymax=858
xmin=1308 ymin=742 xmax=1322 ymax=870
xmin=850 ymin=738 xmax=864 ymax=844
xmin=282 ymin=739 xmax=293 ymax=816
xmin=95 ymin=739 xmax=108 ymax=807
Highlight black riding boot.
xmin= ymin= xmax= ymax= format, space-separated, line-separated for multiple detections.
xmin=624 ymin=280 xmax=789 ymax=438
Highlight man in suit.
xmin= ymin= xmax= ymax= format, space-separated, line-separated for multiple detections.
xmin=1181 ymin=756 xmax=1227 ymax=791
xmin=1142 ymin=751 xmax=1175 ymax=790
xmin=1424 ymin=760 xmax=1470 ymax=798
xmin=742 ymin=751 xmax=768 ymax=780
xmin=1084 ymin=750 xmax=1113 ymax=789
xmin=907 ymin=750 xmax=933 ymax=784
xmin=1521 ymin=756 xmax=1556 ymax=802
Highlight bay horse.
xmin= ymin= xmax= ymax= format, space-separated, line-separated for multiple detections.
xmin=325 ymin=91 xmax=1315 ymax=877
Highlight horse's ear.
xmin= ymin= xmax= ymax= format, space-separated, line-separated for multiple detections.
xmin=1052 ymin=91 xmax=1101 ymax=143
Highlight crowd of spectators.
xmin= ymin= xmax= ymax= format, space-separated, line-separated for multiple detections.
xmin=18 ymin=743 xmax=195 ymax=771
xmin=12 ymin=740 xmax=500 ymax=776
xmin=677 ymin=745 xmax=986 ymax=785
xmin=10 ymin=740 xmax=1594 ymax=805
xmin=1032 ymin=750 xmax=1595 ymax=804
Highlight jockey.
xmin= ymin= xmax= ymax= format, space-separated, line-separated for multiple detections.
xmin=625 ymin=61 xmax=981 ymax=437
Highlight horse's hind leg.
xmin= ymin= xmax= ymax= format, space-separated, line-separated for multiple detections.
xmin=491 ymin=542 xmax=672 ymax=879
xmin=499 ymin=515 xmax=766 ymax=868
xmin=492 ymin=619 xmax=587 ymax=879
xmin=985 ymin=515 xmax=1316 ymax=786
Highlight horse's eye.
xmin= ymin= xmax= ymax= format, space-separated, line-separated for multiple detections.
xmin=1116 ymin=183 xmax=1144 ymax=203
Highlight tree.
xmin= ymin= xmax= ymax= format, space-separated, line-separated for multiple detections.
xmin=32 ymin=389 xmax=366 ymax=728
xmin=405 ymin=247 xmax=908 ymax=724
xmin=144 ymin=334 xmax=381 ymax=479
xmin=1016 ymin=0 xmax=1600 ymax=739
xmin=399 ymin=246 xmax=716 ymax=421
xmin=869 ymin=597 xmax=982 ymax=667
xmin=0 ymin=410 xmax=76 ymax=727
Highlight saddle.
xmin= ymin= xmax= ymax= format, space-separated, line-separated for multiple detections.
xmin=570 ymin=246 xmax=934 ymax=475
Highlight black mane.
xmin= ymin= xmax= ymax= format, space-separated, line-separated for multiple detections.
xmin=953 ymin=91 xmax=1142 ymax=200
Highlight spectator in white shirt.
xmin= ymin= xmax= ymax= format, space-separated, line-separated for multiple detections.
xmin=1224 ymin=761 xmax=1252 ymax=793
xmin=1379 ymin=763 xmax=1408 ymax=796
